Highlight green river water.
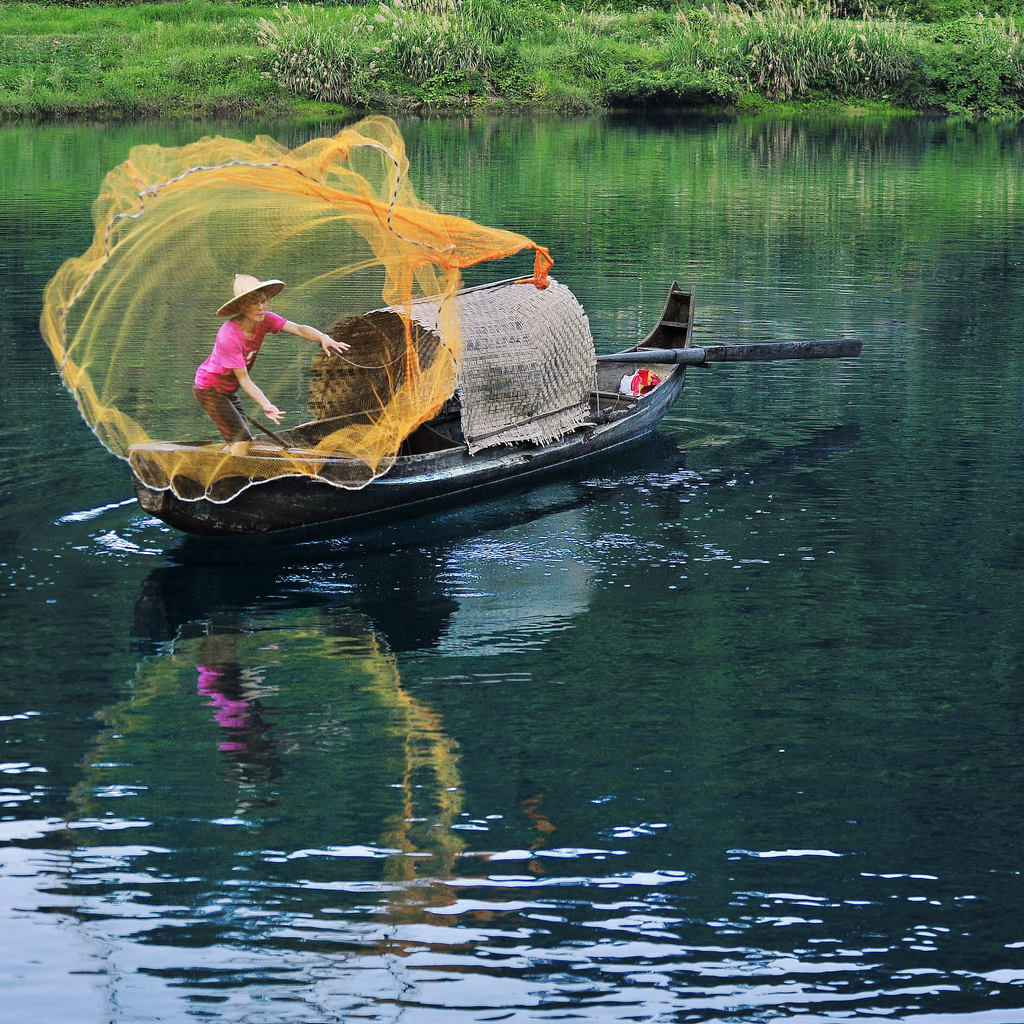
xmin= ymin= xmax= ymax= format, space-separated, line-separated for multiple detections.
xmin=2 ymin=112 xmax=1024 ymax=1022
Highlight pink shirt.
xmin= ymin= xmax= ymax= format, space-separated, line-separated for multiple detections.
xmin=194 ymin=312 xmax=286 ymax=394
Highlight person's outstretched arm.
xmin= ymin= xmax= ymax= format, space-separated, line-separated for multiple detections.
xmin=232 ymin=367 xmax=284 ymax=424
xmin=281 ymin=320 xmax=349 ymax=355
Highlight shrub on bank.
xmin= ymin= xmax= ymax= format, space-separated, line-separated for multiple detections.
xmin=920 ymin=14 xmax=1024 ymax=114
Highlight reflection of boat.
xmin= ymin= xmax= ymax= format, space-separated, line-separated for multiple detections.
xmin=135 ymin=486 xmax=600 ymax=657
xmin=131 ymin=281 xmax=861 ymax=537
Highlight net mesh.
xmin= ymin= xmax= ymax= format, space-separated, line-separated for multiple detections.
xmin=39 ymin=116 xmax=552 ymax=500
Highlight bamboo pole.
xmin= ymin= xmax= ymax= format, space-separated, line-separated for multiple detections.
xmin=596 ymin=338 xmax=863 ymax=365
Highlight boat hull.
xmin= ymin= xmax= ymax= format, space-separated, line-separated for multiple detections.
xmin=131 ymin=280 xmax=702 ymax=536
xmin=127 ymin=274 xmax=863 ymax=538
xmin=132 ymin=367 xmax=686 ymax=536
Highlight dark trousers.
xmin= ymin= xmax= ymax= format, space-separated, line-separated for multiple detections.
xmin=193 ymin=386 xmax=252 ymax=443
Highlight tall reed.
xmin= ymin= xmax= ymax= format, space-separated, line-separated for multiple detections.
xmin=671 ymin=2 xmax=920 ymax=102
xmin=258 ymin=6 xmax=368 ymax=104
xmin=258 ymin=0 xmax=499 ymax=104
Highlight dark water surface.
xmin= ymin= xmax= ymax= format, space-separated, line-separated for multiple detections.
xmin=3 ymin=114 xmax=1024 ymax=1023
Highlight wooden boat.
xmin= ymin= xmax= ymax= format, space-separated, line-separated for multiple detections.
xmin=130 ymin=282 xmax=861 ymax=537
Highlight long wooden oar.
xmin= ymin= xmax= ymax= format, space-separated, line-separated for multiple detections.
xmin=243 ymin=413 xmax=290 ymax=449
xmin=596 ymin=338 xmax=862 ymax=365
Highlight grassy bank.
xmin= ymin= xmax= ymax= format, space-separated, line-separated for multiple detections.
xmin=3 ymin=0 xmax=1024 ymax=120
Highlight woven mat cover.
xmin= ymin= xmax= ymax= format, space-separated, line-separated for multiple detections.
xmin=413 ymin=279 xmax=596 ymax=455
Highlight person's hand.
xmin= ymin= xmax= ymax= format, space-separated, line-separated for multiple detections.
xmin=263 ymin=404 xmax=285 ymax=424
xmin=319 ymin=332 xmax=349 ymax=356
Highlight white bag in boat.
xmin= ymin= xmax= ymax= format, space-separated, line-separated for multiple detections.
xmin=618 ymin=369 xmax=662 ymax=396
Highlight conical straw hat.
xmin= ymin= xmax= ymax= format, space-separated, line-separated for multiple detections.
xmin=217 ymin=273 xmax=285 ymax=317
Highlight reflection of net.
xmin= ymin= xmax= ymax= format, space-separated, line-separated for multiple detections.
xmin=40 ymin=115 xmax=552 ymax=500
xmin=73 ymin=619 xmax=465 ymax=881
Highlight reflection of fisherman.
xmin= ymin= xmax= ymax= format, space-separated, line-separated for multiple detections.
xmin=195 ymin=634 xmax=281 ymax=784
xmin=194 ymin=274 xmax=349 ymax=442
xmin=197 ymin=663 xmax=258 ymax=753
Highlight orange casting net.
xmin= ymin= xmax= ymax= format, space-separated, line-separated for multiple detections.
xmin=40 ymin=115 xmax=551 ymax=500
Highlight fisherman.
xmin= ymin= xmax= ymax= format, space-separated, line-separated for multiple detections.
xmin=194 ymin=274 xmax=349 ymax=443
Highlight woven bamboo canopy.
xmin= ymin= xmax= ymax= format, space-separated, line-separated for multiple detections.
xmin=311 ymin=278 xmax=596 ymax=455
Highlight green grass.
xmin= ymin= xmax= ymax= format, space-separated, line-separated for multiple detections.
xmin=1 ymin=1 xmax=285 ymax=118
xmin=3 ymin=0 xmax=1024 ymax=120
